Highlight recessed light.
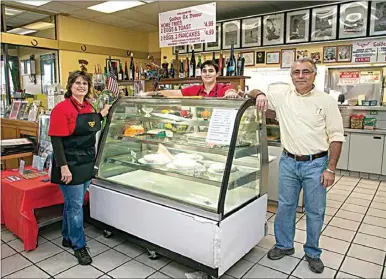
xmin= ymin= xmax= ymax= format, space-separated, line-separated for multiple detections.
xmin=87 ymin=1 xmax=145 ymax=13
xmin=5 ymin=7 xmax=24 ymax=16
xmin=16 ymin=1 xmax=51 ymax=6
xmin=8 ymin=28 xmax=37 ymax=35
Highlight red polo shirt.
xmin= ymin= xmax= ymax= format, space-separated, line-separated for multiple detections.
xmin=181 ymin=83 xmax=234 ymax=97
xmin=48 ymin=97 xmax=94 ymax=137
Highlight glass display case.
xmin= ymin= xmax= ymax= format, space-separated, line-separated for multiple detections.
xmin=94 ymin=97 xmax=268 ymax=219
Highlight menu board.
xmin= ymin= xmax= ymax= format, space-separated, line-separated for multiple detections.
xmin=352 ymin=38 xmax=386 ymax=63
xmin=159 ymin=2 xmax=216 ymax=47
xmin=360 ymin=71 xmax=381 ymax=84
xmin=206 ymin=108 xmax=238 ymax=145
xmin=338 ymin=71 xmax=360 ymax=85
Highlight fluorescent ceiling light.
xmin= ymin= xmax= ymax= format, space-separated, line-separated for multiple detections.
xmin=5 ymin=7 xmax=24 ymax=16
xmin=16 ymin=1 xmax=51 ymax=6
xmin=23 ymin=21 xmax=54 ymax=30
xmin=141 ymin=0 xmax=156 ymax=3
xmin=87 ymin=1 xmax=145 ymax=13
xmin=8 ymin=28 xmax=37 ymax=35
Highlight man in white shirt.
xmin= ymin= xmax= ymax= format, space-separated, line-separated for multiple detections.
xmin=252 ymin=57 xmax=344 ymax=274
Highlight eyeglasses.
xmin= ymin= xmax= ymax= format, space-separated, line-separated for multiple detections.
xmin=291 ymin=70 xmax=314 ymax=76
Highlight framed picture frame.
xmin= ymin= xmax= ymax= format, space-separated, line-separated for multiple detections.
xmin=172 ymin=45 xmax=187 ymax=54
xmin=266 ymin=51 xmax=281 ymax=64
xmin=311 ymin=52 xmax=322 ymax=64
xmin=241 ymin=17 xmax=261 ymax=48
xmin=9 ymin=101 xmax=21 ymax=120
xmin=286 ymin=9 xmax=310 ymax=43
xmin=337 ymin=45 xmax=352 ymax=62
xmin=241 ymin=51 xmax=255 ymax=66
xmin=222 ymin=20 xmax=241 ymax=49
xmin=205 ymin=23 xmax=222 ymax=51
xmin=369 ymin=1 xmax=386 ymax=36
xmin=263 ymin=13 xmax=285 ymax=46
xmin=106 ymin=58 xmax=120 ymax=76
xmin=188 ymin=44 xmax=203 ymax=52
xmin=339 ymin=1 xmax=368 ymax=39
xmin=311 ymin=5 xmax=338 ymax=41
xmin=323 ymin=46 xmax=337 ymax=63
xmin=281 ymin=49 xmax=296 ymax=69
xmin=256 ymin=51 xmax=265 ymax=64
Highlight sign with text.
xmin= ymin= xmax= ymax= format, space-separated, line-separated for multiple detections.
xmin=159 ymin=2 xmax=216 ymax=48
xmin=352 ymin=38 xmax=386 ymax=63
xmin=338 ymin=71 xmax=360 ymax=85
xmin=360 ymin=71 xmax=381 ymax=84
xmin=206 ymin=108 xmax=238 ymax=145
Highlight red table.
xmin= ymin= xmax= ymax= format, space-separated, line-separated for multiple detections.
xmin=1 ymin=168 xmax=89 ymax=251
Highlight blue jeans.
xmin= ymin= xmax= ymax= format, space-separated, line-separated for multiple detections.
xmin=274 ymin=153 xmax=327 ymax=258
xmin=59 ymin=180 xmax=90 ymax=251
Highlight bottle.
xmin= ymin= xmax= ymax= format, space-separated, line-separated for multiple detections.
xmin=196 ymin=55 xmax=202 ymax=77
xmin=225 ymin=56 xmax=230 ymax=76
xmin=124 ymin=61 xmax=129 ymax=80
xmin=212 ymin=52 xmax=216 ymax=63
xmin=189 ymin=48 xmax=196 ymax=77
xmin=135 ymin=62 xmax=140 ymax=80
xmin=185 ymin=57 xmax=189 ymax=78
xmin=162 ymin=56 xmax=169 ymax=78
xmin=227 ymin=41 xmax=236 ymax=76
xmin=118 ymin=62 xmax=123 ymax=81
xmin=130 ymin=53 xmax=135 ymax=81
xmin=219 ymin=51 xmax=223 ymax=76
xmin=237 ymin=53 xmax=245 ymax=76
xmin=174 ymin=50 xmax=179 ymax=79
xmin=179 ymin=60 xmax=184 ymax=78
xmin=169 ymin=62 xmax=175 ymax=78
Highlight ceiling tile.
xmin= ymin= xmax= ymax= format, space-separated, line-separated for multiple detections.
xmin=96 ymin=14 xmax=122 ymax=24
xmin=64 ymin=1 xmax=104 ymax=9
xmin=70 ymin=8 xmax=103 ymax=19
xmin=39 ymin=2 xmax=80 ymax=13
xmin=113 ymin=10 xmax=158 ymax=25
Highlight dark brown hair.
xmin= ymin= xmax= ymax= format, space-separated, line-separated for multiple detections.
xmin=201 ymin=60 xmax=219 ymax=73
xmin=64 ymin=70 xmax=92 ymax=99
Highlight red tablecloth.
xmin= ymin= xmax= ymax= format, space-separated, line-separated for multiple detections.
xmin=1 ymin=167 xmax=89 ymax=251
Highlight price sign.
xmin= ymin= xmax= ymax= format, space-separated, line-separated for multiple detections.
xmin=159 ymin=2 xmax=216 ymax=47
xmin=206 ymin=109 xmax=238 ymax=145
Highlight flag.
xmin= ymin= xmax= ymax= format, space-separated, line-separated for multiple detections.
xmin=106 ymin=60 xmax=120 ymax=97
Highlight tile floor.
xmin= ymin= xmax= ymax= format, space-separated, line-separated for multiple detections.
xmin=2 ymin=176 xmax=386 ymax=278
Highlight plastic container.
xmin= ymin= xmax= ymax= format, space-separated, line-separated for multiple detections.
xmin=348 ymin=99 xmax=358 ymax=106
xmin=350 ymin=114 xmax=364 ymax=129
xmin=361 ymin=100 xmax=370 ymax=106
xmin=369 ymin=100 xmax=378 ymax=106
xmin=363 ymin=117 xmax=377 ymax=130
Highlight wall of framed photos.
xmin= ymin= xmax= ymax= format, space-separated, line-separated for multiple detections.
xmin=165 ymin=1 xmax=386 ymax=68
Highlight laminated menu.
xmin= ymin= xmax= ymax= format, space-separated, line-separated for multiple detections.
xmin=206 ymin=108 xmax=238 ymax=145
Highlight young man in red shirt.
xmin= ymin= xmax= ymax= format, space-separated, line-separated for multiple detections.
xmin=141 ymin=60 xmax=238 ymax=98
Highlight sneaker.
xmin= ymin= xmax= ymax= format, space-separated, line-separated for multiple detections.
xmin=74 ymin=247 xmax=92 ymax=265
xmin=62 ymin=238 xmax=72 ymax=248
xmin=267 ymin=246 xmax=295 ymax=260
xmin=305 ymin=254 xmax=324 ymax=273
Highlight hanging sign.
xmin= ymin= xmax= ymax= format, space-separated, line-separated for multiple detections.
xmin=338 ymin=71 xmax=360 ymax=85
xmin=159 ymin=2 xmax=216 ymax=48
xmin=352 ymin=38 xmax=386 ymax=63
xmin=360 ymin=71 xmax=381 ymax=84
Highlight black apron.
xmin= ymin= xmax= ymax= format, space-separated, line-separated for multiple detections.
xmin=51 ymin=100 xmax=101 ymax=185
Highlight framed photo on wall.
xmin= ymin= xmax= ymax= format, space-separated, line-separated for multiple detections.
xmin=205 ymin=23 xmax=222 ymax=51
xmin=339 ymin=1 xmax=368 ymax=39
xmin=281 ymin=49 xmax=296 ymax=68
xmin=323 ymin=46 xmax=337 ymax=63
xmin=337 ymin=45 xmax=352 ymax=62
xmin=311 ymin=5 xmax=338 ymax=41
xmin=241 ymin=17 xmax=261 ymax=48
xmin=256 ymin=51 xmax=265 ymax=64
xmin=188 ymin=44 xmax=203 ymax=52
xmin=222 ymin=20 xmax=241 ymax=49
xmin=263 ymin=13 xmax=285 ymax=46
xmin=286 ymin=9 xmax=310 ymax=43
xmin=266 ymin=51 xmax=281 ymax=64
xmin=370 ymin=1 xmax=386 ymax=36
xmin=241 ymin=51 xmax=255 ymax=66
xmin=172 ymin=45 xmax=187 ymax=54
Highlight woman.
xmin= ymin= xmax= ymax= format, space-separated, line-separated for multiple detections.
xmin=48 ymin=71 xmax=111 ymax=265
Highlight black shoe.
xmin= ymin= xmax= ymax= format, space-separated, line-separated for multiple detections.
xmin=267 ymin=246 xmax=295 ymax=260
xmin=62 ymin=238 xmax=72 ymax=248
xmin=74 ymin=247 xmax=92 ymax=265
xmin=305 ymin=254 xmax=324 ymax=273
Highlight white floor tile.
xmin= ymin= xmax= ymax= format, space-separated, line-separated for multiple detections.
xmin=335 ymin=271 xmax=361 ymax=278
xmin=374 ymin=196 xmax=386 ymax=204
xmin=266 ymin=212 xmax=274 ymax=220
xmin=335 ymin=210 xmax=364 ymax=222
xmin=267 ymin=221 xmax=274 ymax=235
xmin=353 ymin=233 xmax=386 ymax=251
xmin=356 ymin=183 xmax=378 ymax=190
xmin=84 ymin=226 xmax=104 ymax=239
xmin=359 ymin=179 xmax=379 ymax=185
xmin=4 ymin=265 xmax=50 ymax=278
xmin=39 ymin=224 xmax=62 ymax=240
xmin=292 ymin=260 xmax=336 ymax=278
xmin=340 ymin=256 xmax=383 ymax=279
xmin=349 ymin=192 xmax=374 ymax=201
xmin=147 ymin=272 xmax=171 ymax=279
xmin=7 ymin=237 xmax=47 ymax=253
xmin=326 ymin=199 xmax=343 ymax=209
xmin=21 ymin=241 xmax=63 ymax=263
xmin=383 ymin=268 xmax=386 ymax=279
xmin=86 ymin=239 xmax=111 ymax=257
xmin=326 ymin=194 xmax=346 ymax=202
xmin=108 ymin=260 xmax=156 ymax=278
xmin=322 ymin=226 xmax=356 ymax=242
xmin=296 ymin=219 xmax=306 ymax=230
xmin=1 ymin=254 xmax=32 ymax=277
xmin=348 ymin=243 xmax=386 ymax=265
xmin=294 ymin=229 xmax=306 ymax=244
xmin=345 ymin=197 xmax=371 ymax=207
xmin=320 ymin=249 xmax=344 ymax=270
xmin=243 ymin=263 xmax=287 ymax=278
xmin=55 ymin=264 xmax=103 ymax=278
xmin=98 ymin=274 xmax=113 ymax=279
xmin=325 ymin=207 xmax=339 ymax=216
xmin=242 ymin=246 xmax=268 ymax=263
xmin=340 ymin=203 xmax=368 ymax=214
xmin=2 ymin=244 xmax=17 ymax=259
xmin=359 ymin=223 xmax=386 ymax=239
xmin=257 ymin=235 xmax=276 ymax=250
xmin=159 ymin=261 xmax=193 ymax=279
xmin=319 ymin=235 xmax=350 ymax=254
xmin=225 ymin=259 xmax=254 ymax=278
xmin=363 ymin=215 xmax=386 ymax=228
xmin=94 ymin=233 xmax=127 ymax=248
xmin=51 ymin=237 xmax=71 ymax=251
xmin=328 ymin=189 xmax=350 ymax=197
xmin=1 ymin=230 xmax=18 ymax=243
xmin=376 ymin=190 xmax=386 ymax=198
xmin=114 ymin=241 xmax=146 ymax=258
xmin=353 ymin=187 xmax=377 ymax=195
xmin=367 ymin=207 xmax=386 ymax=219
xmin=329 ymin=217 xmax=360 ymax=231
xmin=92 ymin=249 xmax=130 ymax=273
xmin=258 ymin=254 xmax=300 ymax=275
xmin=292 ymin=242 xmax=305 ymax=259
xmin=36 ymin=251 xmax=78 ymax=276
xmin=135 ymin=253 xmax=171 ymax=270
xmin=370 ymin=201 xmax=386 ymax=210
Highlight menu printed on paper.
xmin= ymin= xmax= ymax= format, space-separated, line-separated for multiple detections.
xmin=159 ymin=2 xmax=216 ymax=47
xmin=206 ymin=109 xmax=238 ymax=145
xmin=338 ymin=71 xmax=360 ymax=85
xmin=352 ymin=38 xmax=386 ymax=63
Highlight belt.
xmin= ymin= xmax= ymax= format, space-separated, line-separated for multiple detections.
xmin=283 ymin=149 xmax=328 ymax=161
